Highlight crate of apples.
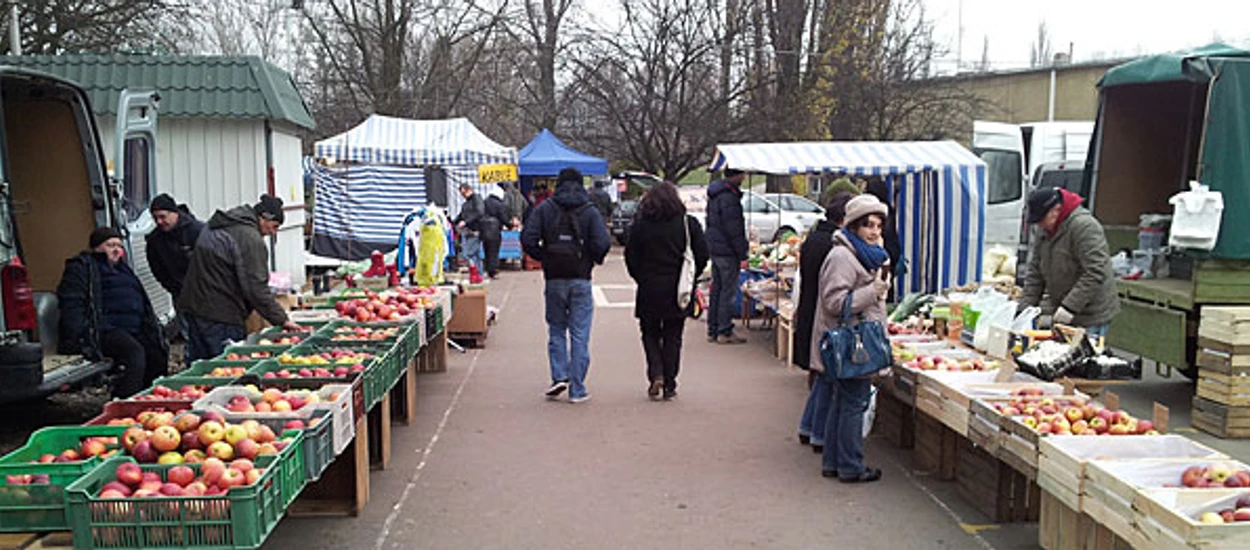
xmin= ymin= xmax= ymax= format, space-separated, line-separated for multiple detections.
xmin=132 ymin=383 xmax=212 ymax=401
xmin=0 ymin=425 xmax=126 ymax=468
xmin=1196 ymin=493 xmax=1250 ymax=524
xmin=86 ymin=400 xmax=190 ymax=426
xmin=1178 ymin=464 xmax=1250 ymax=489
xmin=278 ymin=349 xmax=373 ymax=367
xmin=1008 ymin=398 xmax=1158 ymax=436
xmin=223 ymin=351 xmax=271 ymax=360
xmin=900 ymin=354 xmax=1000 ymax=372
xmin=193 ymin=386 xmax=323 ymax=420
xmin=259 ymin=364 xmax=365 ymax=380
xmin=121 ymin=410 xmax=292 ymax=465
xmin=97 ymin=457 xmax=267 ymax=499
xmin=332 ymin=325 xmax=399 ymax=342
xmin=333 ymin=287 xmax=437 ymax=322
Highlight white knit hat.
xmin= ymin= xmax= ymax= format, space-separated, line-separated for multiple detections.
xmin=843 ymin=194 xmax=888 ymax=226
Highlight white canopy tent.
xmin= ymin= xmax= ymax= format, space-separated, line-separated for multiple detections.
xmin=710 ymin=140 xmax=988 ymax=295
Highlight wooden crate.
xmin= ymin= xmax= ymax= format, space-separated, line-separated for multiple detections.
xmin=1196 ymin=370 xmax=1250 ymax=407
xmin=915 ymin=383 xmax=970 ymax=437
xmin=956 ymin=437 xmax=1040 ymax=522
xmin=967 ymin=399 xmax=1004 ymax=457
xmin=1198 ymin=306 xmax=1250 ymax=346
xmin=1038 ymin=490 xmax=1134 ymax=550
xmin=1133 ymin=489 xmax=1250 ymax=550
xmin=1195 ymin=337 xmax=1250 ymax=375
xmin=1191 ymin=395 xmax=1250 ymax=438
xmin=874 ymin=385 xmax=915 ymax=449
xmin=913 ymin=411 xmax=958 ymax=480
xmin=891 ymin=364 xmax=918 ymax=407
xmin=1000 ymin=416 xmax=1041 ymax=480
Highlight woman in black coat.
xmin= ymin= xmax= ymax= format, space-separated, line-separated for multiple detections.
xmin=796 ymin=191 xmax=855 ymax=450
xmin=625 ymin=182 xmax=709 ymax=400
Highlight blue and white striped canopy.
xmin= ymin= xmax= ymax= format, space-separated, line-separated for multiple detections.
xmin=709 ymin=140 xmax=984 ymax=176
xmin=710 ymin=140 xmax=987 ymax=295
xmin=314 ymin=115 xmax=518 ymax=166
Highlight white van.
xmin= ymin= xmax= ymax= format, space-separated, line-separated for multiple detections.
xmin=974 ymin=120 xmax=1093 ymax=251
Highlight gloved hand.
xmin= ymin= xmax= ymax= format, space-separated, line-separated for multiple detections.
xmin=1036 ymin=315 xmax=1054 ymax=330
xmin=1054 ymin=307 xmax=1075 ymax=325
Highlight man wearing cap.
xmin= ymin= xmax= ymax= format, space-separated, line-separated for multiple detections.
xmin=1020 ymin=188 xmax=1120 ymax=334
xmin=146 ymin=194 xmax=205 ymax=301
xmin=704 ymin=168 xmax=750 ymax=344
xmin=56 ymin=227 xmax=168 ymax=398
xmin=179 ymin=194 xmax=302 ymax=361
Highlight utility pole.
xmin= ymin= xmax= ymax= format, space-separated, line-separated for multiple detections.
xmin=8 ymin=1 xmax=19 ymax=55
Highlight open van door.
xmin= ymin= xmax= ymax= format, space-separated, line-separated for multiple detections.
xmin=973 ymin=121 xmax=1027 ymax=251
xmin=111 ymin=91 xmax=172 ymax=322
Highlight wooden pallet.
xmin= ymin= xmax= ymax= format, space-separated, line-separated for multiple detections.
xmin=0 ymin=532 xmax=73 ymax=550
xmin=956 ymin=437 xmax=1039 ymax=522
xmin=1191 ymin=395 xmax=1250 ymax=438
xmin=913 ymin=411 xmax=958 ymax=480
xmin=874 ymin=386 xmax=915 ymax=449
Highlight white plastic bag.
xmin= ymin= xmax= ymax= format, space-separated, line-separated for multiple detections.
xmin=975 ymin=300 xmax=1017 ymax=350
xmin=862 ymin=384 xmax=879 ymax=438
xmin=1012 ymin=306 xmax=1041 ymax=332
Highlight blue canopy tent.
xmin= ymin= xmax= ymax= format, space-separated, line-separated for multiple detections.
xmin=516 ymin=129 xmax=610 ymax=200
xmin=709 ymin=141 xmax=987 ymax=296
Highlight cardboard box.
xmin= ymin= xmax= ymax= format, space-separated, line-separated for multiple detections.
xmin=446 ymin=289 xmax=488 ymax=333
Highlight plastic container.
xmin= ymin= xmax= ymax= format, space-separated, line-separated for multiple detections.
xmin=192 ymin=387 xmax=319 ymax=423
xmin=1138 ymin=227 xmax=1166 ymax=252
xmin=1169 ymin=181 xmax=1224 ymax=250
xmin=179 ymin=359 xmax=270 ymax=380
xmin=0 ymin=425 xmax=128 ymax=532
xmin=252 ymin=381 xmax=359 ymax=460
xmin=84 ymin=400 xmax=192 ymax=426
xmin=64 ymin=452 xmax=291 ymax=549
xmin=260 ymin=409 xmax=335 ymax=482
xmin=218 ymin=344 xmax=287 ymax=361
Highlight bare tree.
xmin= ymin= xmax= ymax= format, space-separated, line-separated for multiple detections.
xmin=189 ymin=0 xmax=300 ymax=62
xmin=512 ymin=0 xmax=575 ymax=131
xmin=8 ymin=0 xmax=192 ymax=54
xmin=1030 ymin=20 xmax=1052 ymax=67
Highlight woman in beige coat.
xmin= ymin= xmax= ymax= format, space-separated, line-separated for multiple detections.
xmin=812 ymin=194 xmax=890 ymax=482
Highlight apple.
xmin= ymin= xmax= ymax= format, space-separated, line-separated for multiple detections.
xmin=1108 ymin=424 xmax=1131 ymax=436
xmin=184 ymin=481 xmax=208 ymax=496
xmin=183 ymin=450 xmax=207 ymax=463
xmin=181 ymin=431 xmax=203 ymax=451
xmin=256 ymin=443 xmax=278 ymax=456
xmin=81 ymin=438 xmax=108 ymax=458
xmin=241 ymin=420 xmax=263 ymax=442
xmin=224 ymin=425 xmax=249 ymax=446
xmin=1199 ymin=512 xmax=1225 ymax=524
xmin=262 ymin=388 xmax=283 ymax=404
xmin=1088 ymin=417 xmax=1109 ymax=434
xmin=1021 ymin=416 xmax=1038 ymax=428
xmin=131 ymin=440 xmax=158 ymax=463
xmin=160 ymin=482 xmax=184 ymax=496
xmin=202 ymin=411 xmax=226 ymax=425
xmin=115 ymin=462 xmax=143 ymax=487
xmin=234 ymin=439 xmax=259 ymax=460
xmin=198 ymin=421 xmax=225 ymax=446
xmin=132 ymin=488 xmax=158 ymax=498
xmin=283 ymin=420 xmax=305 ymax=431
xmin=207 ymin=441 xmax=235 ymax=461
xmin=1226 ymin=476 xmax=1247 ymax=488
xmin=101 ymin=481 xmax=133 ymax=497
xmin=1182 ymin=466 xmax=1206 ymax=488
xmin=246 ymin=469 xmax=262 ymax=485
xmin=200 ymin=458 xmax=226 ymax=486
xmin=99 ymin=489 xmax=127 ymax=499
xmin=217 ymin=468 xmax=245 ymax=491
xmin=157 ymin=452 xmax=184 ymax=465
xmin=1234 ymin=508 xmax=1250 ymax=522
xmin=1207 ymin=464 xmax=1235 ymax=483
xmin=174 ymin=413 xmax=201 ymax=433
xmin=1064 ymin=407 xmax=1084 ymax=423
xmin=1071 ymin=420 xmax=1088 ymax=435
xmin=229 ymin=458 xmax=255 ymax=473
xmin=1136 ymin=420 xmax=1154 ymax=434
xmin=151 ymin=426 xmax=181 ymax=453
xmin=59 ymin=448 xmax=81 ymax=461
xmin=257 ymin=425 xmax=277 ymax=444
xmin=138 ymin=479 xmax=163 ymax=493
xmin=1237 ymin=494 xmax=1250 ymax=510
xmin=167 ymin=465 xmax=195 ymax=487
xmin=272 ymin=400 xmax=292 ymax=412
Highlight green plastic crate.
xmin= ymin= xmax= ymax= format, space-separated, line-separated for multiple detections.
xmin=283 ymin=340 xmax=400 ymax=410
xmin=179 ymin=359 xmax=272 ymax=381
xmin=65 ymin=449 xmax=293 ymax=549
xmin=0 ymin=425 xmax=128 ymax=532
xmin=218 ymin=344 xmax=288 ymax=361
xmin=132 ymin=376 xmax=247 ymax=400
xmin=256 ymin=410 xmax=333 ymax=483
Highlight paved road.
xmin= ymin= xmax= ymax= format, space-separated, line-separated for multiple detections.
xmin=267 ymin=251 xmax=1049 ymax=549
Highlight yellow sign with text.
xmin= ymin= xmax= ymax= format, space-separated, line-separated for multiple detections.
xmin=478 ymin=164 xmax=518 ymax=184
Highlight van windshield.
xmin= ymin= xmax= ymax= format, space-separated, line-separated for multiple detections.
xmin=1037 ymin=168 xmax=1088 ymax=199
xmin=976 ymin=149 xmax=1023 ymax=205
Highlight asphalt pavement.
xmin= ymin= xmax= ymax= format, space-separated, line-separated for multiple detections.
xmin=273 ymin=250 xmax=1214 ymax=550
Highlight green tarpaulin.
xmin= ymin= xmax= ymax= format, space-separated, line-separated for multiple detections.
xmin=1099 ymin=43 xmax=1250 ymax=88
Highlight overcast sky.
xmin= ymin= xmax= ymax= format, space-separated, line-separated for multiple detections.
xmin=922 ymin=0 xmax=1250 ymax=72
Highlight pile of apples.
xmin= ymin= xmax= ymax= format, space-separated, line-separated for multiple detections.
xmin=223 ymin=351 xmax=270 ymax=360
xmin=121 ymin=411 xmax=295 ymax=465
xmin=221 ymin=387 xmax=323 ymax=414
xmin=256 ymin=335 xmax=303 ymax=346
xmin=1196 ymin=494 xmax=1250 ymax=524
xmin=133 ymin=385 xmax=211 ymax=401
xmin=202 ymin=366 xmax=248 ymax=378
xmin=261 ymin=364 xmax=365 ymax=379
xmin=97 ymin=458 xmax=265 ymax=499
xmin=899 ymin=354 xmax=1000 ymax=372
xmin=887 ymin=321 xmax=923 ymax=335
xmin=333 ymin=287 xmax=437 ymax=323
xmin=17 ymin=435 xmax=120 ymax=468
xmin=1004 ymin=397 xmax=1158 ymax=436
xmin=102 ymin=408 xmax=189 ymax=428
xmin=332 ymin=326 xmax=399 ymax=342
xmin=4 ymin=473 xmax=51 ymax=486
xmin=1177 ymin=464 xmax=1250 ymax=489
xmin=278 ymin=349 xmax=373 ymax=366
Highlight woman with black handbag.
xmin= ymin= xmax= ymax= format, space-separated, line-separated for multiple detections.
xmin=814 ymin=194 xmax=891 ymax=482
xmin=625 ymin=182 xmax=709 ymax=400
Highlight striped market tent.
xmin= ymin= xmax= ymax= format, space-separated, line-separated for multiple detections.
xmin=310 ymin=115 xmax=517 ymax=260
xmin=709 ymin=141 xmax=987 ymax=296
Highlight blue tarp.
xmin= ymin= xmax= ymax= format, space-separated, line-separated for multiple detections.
xmin=517 ymin=129 xmax=608 ymax=176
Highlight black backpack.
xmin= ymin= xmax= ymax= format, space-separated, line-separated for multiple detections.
xmin=542 ymin=202 xmax=592 ymax=278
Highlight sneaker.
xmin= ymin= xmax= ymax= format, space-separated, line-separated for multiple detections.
xmin=717 ymin=333 xmax=747 ymax=345
xmin=569 ymin=394 xmax=592 ymax=404
xmin=647 ymin=380 xmax=663 ymax=399
xmin=662 ymin=389 xmax=677 ymax=400
xmin=706 ymin=335 xmax=718 ymax=343
xmin=545 ymin=381 xmax=569 ymax=398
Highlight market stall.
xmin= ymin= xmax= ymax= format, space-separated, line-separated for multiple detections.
xmin=309 ymin=115 xmax=517 ymax=260
xmin=516 ymin=128 xmax=610 ymax=201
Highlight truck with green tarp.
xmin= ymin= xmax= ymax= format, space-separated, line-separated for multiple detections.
xmin=1085 ymin=43 xmax=1250 ymax=378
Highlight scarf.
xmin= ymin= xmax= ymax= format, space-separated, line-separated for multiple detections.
xmin=841 ymin=227 xmax=889 ymax=272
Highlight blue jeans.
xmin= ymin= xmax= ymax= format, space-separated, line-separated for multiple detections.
xmin=707 ymin=256 xmax=739 ymax=337
xmin=545 ymin=279 xmax=594 ymax=399
xmin=798 ymin=374 xmax=833 ymax=445
xmin=184 ymin=314 xmax=246 ymax=363
xmin=822 ymin=375 xmax=873 ymax=477
xmin=462 ymin=234 xmax=483 ymax=272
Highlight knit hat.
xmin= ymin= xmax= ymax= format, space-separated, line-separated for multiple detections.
xmin=89 ymin=227 xmax=123 ymax=249
xmin=557 ymin=167 xmax=583 ymax=186
xmin=843 ymin=194 xmax=888 ymax=227
xmin=1026 ymin=188 xmax=1062 ymax=224
xmin=254 ymin=194 xmax=285 ymax=224
xmin=150 ymin=193 xmax=178 ymax=213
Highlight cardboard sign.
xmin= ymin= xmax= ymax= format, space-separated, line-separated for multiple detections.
xmin=1153 ymin=402 xmax=1170 ymax=432
xmin=994 ymin=358 xmax=1019 ymax=382
xmin=1061 ymin=378 xmax=1076 ymax=396
xmin=1105 ymin=390 xmax=1120 ymax=411
xmin=478 ymin=163 xmax=518 ymax=184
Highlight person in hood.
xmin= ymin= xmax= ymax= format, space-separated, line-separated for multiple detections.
xmin=590 ymin=179 xmax=614 ymax=225
xmin=482 ymin=186 xmax=510 ymax=278
xmin=521 ymin=167 xmax=611 ymax=403
xmin=501 ymin=181 xmax=527 ymax=229
xmin=1020 ymin=188 xmax=1119 ymax=334
xmin=57 ymin=227 xmax=168 ymax=398
xmin=454 ymin=183 xmax=486 ymax=274
xmin=179 ymin=194 xmax=302 ymax=361
xmin=704 ymin=168 xmax=749 ymax=344
xmin=146 ymin=194 xmax=205 ymax=300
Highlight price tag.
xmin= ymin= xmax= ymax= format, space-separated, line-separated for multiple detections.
xmin=1153 ymin=402 xmax=1169 ymax=433
xmin=1061 ymin=378 xmax=1076 ymax=396
xmin=994 ymin=359 xmax=1018 ymax=383
xmin=1105 ymin=390 xmax=1120 ymax=411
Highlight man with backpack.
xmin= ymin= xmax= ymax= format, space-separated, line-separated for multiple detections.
xmin=521 ymin=167 xmax=612 ymax=403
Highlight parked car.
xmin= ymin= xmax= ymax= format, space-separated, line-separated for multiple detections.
xmin=0 ymin=68 xmax=158 ymax=404
xmin=611 ymin=200 xmax=640 ymax=246
xmin=611 ymin=171 xmax=662 ymax=201
xmin=743 ymin=192 xmax=824 ymax=242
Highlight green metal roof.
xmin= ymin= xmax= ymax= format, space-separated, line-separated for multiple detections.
xmin=1098 ymin=43 xmax=1250 ymax=89
xmin=0 ymin=54 xmax=315 ymax=129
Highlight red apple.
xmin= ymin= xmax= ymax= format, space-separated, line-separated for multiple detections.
xmin=200 ymin=458 xmax=226 ymax=486
xmin=160 ymin=482 xmax=184 ymax=496
xmin=167 ymin=465 xmax=195 ymax=487
xmin=174 ymin=413 xmax=201 ymax=433
xmin=217 ymin=468 xmax=245 ymax=491
xmin=234 ymin=439 xmax=259 ymax=460
xmin=131 ymin=440 xmax=158 ymax=463
xmin=101 ymin=481 xmax=133 ymax=497
xmin=229 ymin=458 xmax=255 ymax=474
xmin=151 ymin=426 xmax=181 ymax=453
xmin=1181 ymin=466 xmax=1206 ymax=488
xmin=115 ymin=462 xmax=143 ymax=487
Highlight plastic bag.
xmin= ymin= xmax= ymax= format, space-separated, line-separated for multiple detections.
xmin=862 ymin=384 xmax=879 ymax=439
xmin=974 ymin=300 xmax=1017 ymax=350
xmin=1111 ymin=251 xmax=1132 ymax=277
xmin=1012 ymin=306 xmax=1041 ymax=332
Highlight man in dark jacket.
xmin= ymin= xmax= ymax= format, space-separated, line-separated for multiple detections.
xmin=57 ymin=227 xmax=168 ymax=398
xmin=454 ymin=183 xmax=486 ymax=273
xmin=704 ymin=168 xmax=749 ymax=344
xmin=179 ymin=195 xmax=302 ymax=361
xmin=146 ymin=194 xmax=204 ymax=300
xmin=521 ymin=167 xmax=611 ymax=403
xmin=501 ymin=181 xmax=527 ymax=229
xmin=1021 ymin=188 xmax=1120 ymax=335
xmin=590 ymin=179 xmax=614 ymax=224
xmin=482 ymin=187 xmax=510 ymax=278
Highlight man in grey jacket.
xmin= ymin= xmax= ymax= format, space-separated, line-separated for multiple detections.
xmin=179 ymin=194 xmax=301 ymax=361
xmin=1020 ymin=188 xmax=1120 ymax=335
